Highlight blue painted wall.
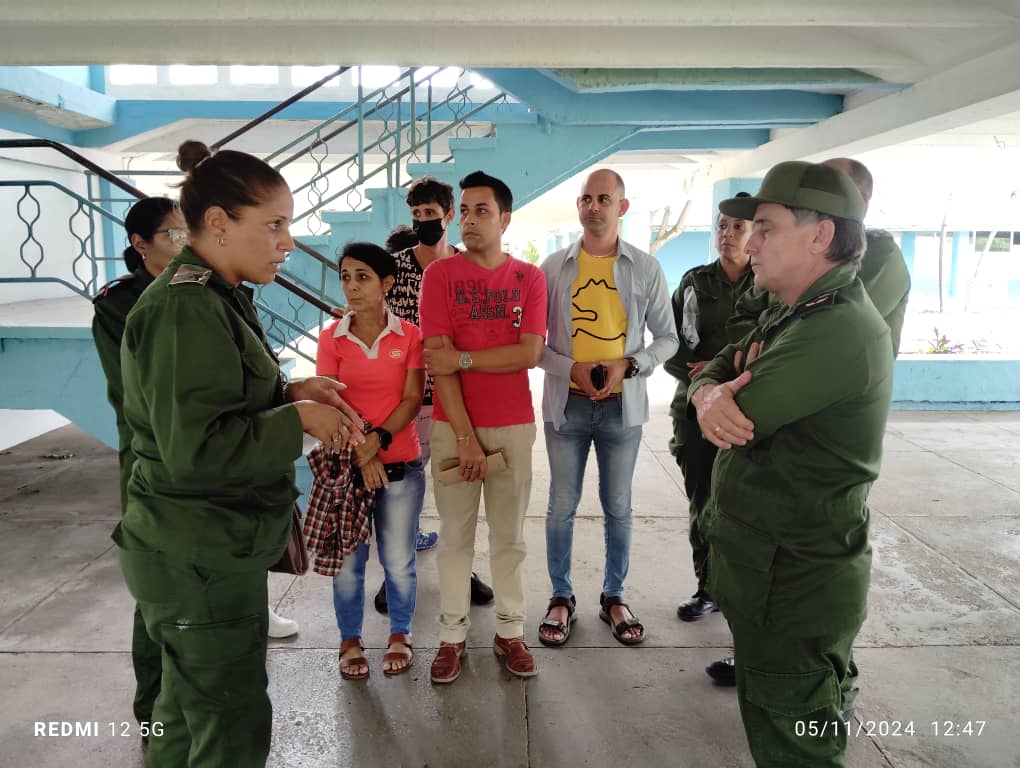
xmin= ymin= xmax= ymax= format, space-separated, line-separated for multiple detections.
xmin=654 ymin=230 xmax=713 ymax=290
xmin=33 ymin=67 xmax=92 ymax=89
xmin=892 ymin=357 xmax=1020 ymax=409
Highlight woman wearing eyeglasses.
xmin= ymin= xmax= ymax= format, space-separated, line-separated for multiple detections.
xmin=91 ymin=196 xmax=187 ymax=740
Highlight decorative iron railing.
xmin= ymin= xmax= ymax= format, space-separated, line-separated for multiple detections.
xmin=0 ymin=66 xmax=511 ymax=363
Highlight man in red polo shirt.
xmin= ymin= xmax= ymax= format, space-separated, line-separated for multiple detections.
xmin=419 ymin=171 xmax=547 ymax=684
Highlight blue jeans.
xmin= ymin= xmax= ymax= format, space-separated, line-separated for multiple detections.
xmin=545 ymin=395 xmax=642 ymax=599
xmin=332 ymin=458 xmax=425 ymax=638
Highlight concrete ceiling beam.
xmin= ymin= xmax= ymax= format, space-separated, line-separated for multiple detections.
xmin=0 ymin=1 xmax=1015 ymax=28
xmin=713 ymin=40 xmax=1020 ymax=179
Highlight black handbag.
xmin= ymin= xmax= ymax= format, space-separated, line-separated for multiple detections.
xmin=269 ymin=503 xmax=309 ymax=575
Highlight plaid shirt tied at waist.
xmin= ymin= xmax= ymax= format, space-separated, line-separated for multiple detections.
xmin=303 ymin=443 xmax=377 ymax=576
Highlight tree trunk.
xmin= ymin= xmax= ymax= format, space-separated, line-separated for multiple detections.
xmin=937 ymin=194 xmax=951 ymax=313
xmin=649 ymin=200 xmax=692 ymax=257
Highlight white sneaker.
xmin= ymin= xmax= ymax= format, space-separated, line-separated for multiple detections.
xmin=268 ymin=605 xmax=299 ymax=638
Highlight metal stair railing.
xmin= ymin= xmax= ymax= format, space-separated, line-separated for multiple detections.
xmin=0 ymin=179 xmax=119 ymax=298
xmin=0 ymin=144 xmax=338 ymax=363
xmin=264 ymin=66 xmax=508 ymax=232
xmin=0 ymin=68 xmax=511 ymax=359
xmin=291 ymin=90 xmax=505 ymax=227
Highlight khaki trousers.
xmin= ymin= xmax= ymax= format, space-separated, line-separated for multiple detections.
xmin=431 ymin=420 xmax=536 ymax=643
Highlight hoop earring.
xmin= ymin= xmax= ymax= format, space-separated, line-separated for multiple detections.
xmin=217 ymin=236 xmax=225 ymax=247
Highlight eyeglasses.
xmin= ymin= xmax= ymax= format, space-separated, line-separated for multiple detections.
xmin=158 ymin=228 xmax=189 ymax=245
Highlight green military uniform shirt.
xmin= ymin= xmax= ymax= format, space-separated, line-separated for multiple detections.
xmin=116 ymin=248 xmax=304 ymax=572
xmin=664 ymin=260 xmax=755 ymax=449
xmin=857 ymin=229 xmax=910 ymax=355
xmin=92 ymin=266 xmax=156 ymax=510
xmin=727 ymin=230 xmax=911 ymax=355
xmin=690 ymin=263 xmax=894 ymax=637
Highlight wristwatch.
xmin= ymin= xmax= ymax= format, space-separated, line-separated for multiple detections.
xmin=624 ymin=357 xmax=640 ymax=379
xmin=458 ymin=351 xmax=474 ymax=371
xmin=370 ymin=426 xmax=393 ymax=451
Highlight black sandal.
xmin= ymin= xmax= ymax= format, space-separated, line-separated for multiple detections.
xmin=599 ymin=593 xmax=645 ymax=646
xmin=538 ymin=595 xmax=577 ymax=647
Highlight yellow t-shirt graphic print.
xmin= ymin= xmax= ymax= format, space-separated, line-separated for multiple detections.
xmin=571 ymin=249 xmax=627 ymax=392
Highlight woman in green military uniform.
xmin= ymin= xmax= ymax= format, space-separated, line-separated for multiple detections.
xmin=114 ymin=140 xmax=361 ymax=768
xmin=665 ymin=194 xmax=755 ymax=623
xmin=92 ymin=197 xmax=187 ymax=736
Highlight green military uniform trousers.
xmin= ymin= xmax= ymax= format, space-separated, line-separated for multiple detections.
xmin=92 ymin=268 xmax=165 ymax=728
xmin=728 ymin=616 xmax=860 ymax=768
xmin=670 ymin=417 xmax=716 ymax=592
xmin=119 ymin=544 xmax=271 ymax=768
xmin=130 ymin=605 xmax=162 ymax=726
xmin=667 ymin=261 xmax=755 ymax=594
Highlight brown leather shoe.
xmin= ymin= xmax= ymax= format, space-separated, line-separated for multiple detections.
xmin=493 ymin=635 xmax=538 ymax=678
xmin=430 ymin=641 xmax=466 ymax=684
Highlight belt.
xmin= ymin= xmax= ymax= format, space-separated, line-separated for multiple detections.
xmin=568 ymin=389 xmax=621 ymax=400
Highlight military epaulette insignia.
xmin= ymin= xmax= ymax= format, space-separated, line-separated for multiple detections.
xmin=793 ymin=290 xmax=839 ymax=317
xmin=93 ymin=273 xmax=136 ymax=301
xmin=169 ymin=265 xmax=212 ymax=286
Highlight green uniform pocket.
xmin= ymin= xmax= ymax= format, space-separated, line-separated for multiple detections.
xmin=744 ymin=665 xmax=839 ymax=718
xmin=119 ymin=547 xmax=184 ymax=605
xmin=707 ymin=511 xmax=778 ymax=626
xmin=160 ymin=614 xmax=267 ymax=712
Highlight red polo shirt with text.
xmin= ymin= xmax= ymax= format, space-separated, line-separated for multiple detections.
xmin=419 ymin=253 xmax=546 ymax=427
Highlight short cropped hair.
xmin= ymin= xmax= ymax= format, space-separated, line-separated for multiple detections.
xmin=788 ymin=208 xmax=866 ymax=268
xmin=459 ymin=170 xmax=513 ymax=213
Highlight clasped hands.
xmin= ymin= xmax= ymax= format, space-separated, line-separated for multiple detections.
xmin=692 ymin=342 xmax=762 ymax=449
xmin=569 ymin=358 xmax=630 ymax=400
xmin=289 ymin=376 xmax=365 ymax=452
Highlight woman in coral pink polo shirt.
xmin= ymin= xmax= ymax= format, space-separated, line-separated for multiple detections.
xmin=317 ymin=242 xmax=425 ymax=680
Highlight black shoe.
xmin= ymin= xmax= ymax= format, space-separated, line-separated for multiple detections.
xmin=374 ymin=581 xmax=388 ymax=615
xmin=677 ymin=590 xmax=718 ymax=622
xmin=470 ymin=573 xmax=494 ymax=605
xmin=706 ymin=657 xmax=736 ymax=686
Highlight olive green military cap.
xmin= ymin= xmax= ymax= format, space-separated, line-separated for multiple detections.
xmin=720 ymin=161 xmax=865 ymax=223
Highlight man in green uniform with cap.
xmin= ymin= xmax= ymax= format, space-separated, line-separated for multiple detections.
xmin=709 ymin=157 xmax=911 ymax=690
xmin=727 ymin=157 xmax=911 ymax=356
xmin=689 ymin=161 xmax=893 ymax=767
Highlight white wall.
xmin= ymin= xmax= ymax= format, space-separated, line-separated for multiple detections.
xmin=0 ymin=409 xmax=70 ymax=451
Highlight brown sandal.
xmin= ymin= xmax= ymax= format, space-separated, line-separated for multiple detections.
xmin=382 ymin=632 xmax=414 ymax=676
xmin=339 ymin=637 xmax=369 ymax=680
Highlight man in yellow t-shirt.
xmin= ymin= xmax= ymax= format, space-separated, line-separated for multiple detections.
xmin=570 ymin=247 xmax=627 ymax=391
xmin=537 ymin=169 xmax=679 ymax=648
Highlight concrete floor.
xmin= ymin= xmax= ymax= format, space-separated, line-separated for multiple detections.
xmin=1 ymin=395 xmax=1018 ymax=767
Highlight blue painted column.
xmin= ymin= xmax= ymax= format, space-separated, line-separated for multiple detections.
xmin=712 ymin=177 xmax=761 ymax=215
xmin=900 ymin=231 xmax=917 ymax=274
xmin=948 ymin=231 xmax=963 ymax=298
xmin=88 ymin=66 xmax=106 ymax=94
